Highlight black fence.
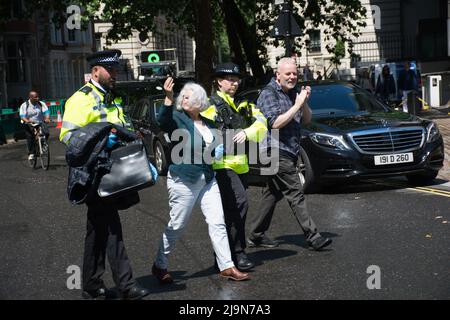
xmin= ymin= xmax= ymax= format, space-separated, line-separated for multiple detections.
xmin=353 ymin=34 xmax=417 ymax=65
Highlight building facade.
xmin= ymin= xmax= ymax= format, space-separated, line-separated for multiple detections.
xmin=1 ymin=2 xmax=195 ymax=109
xmin=266 ymin=0 xmax=450 ymax=81
xmin=0 ymin=1 xmax=94 ymax=109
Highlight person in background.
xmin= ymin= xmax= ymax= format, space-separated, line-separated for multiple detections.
xmin=303 ymin=64 xmax=313 ymax=81
xmin=375 ymin=65 xmax=396 ymax=105
xmin=19 ymin=90 xmax=50 ymax=160
xmin=152 ymin=77 xmax=249 ymax=283
xmin=315 ymin=71 xmax=323 ymax=81
xmin=359 ymin=69 xmax=374 ymax=93
xmin=398 ymin=61 xmax=418 ymax=113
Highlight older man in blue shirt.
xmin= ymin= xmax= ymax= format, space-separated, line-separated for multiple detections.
xmin=247 ymin=57 xmax=332 ymax=251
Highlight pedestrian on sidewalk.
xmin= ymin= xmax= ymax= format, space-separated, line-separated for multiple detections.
xmin=398 ymin=61 xmax=418 ymax=113
xmin=375 ymin=65 xmax=396 ymax=105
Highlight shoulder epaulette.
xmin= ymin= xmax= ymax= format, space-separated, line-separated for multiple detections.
xmin=78 ymin=86 xmax=93 ymax=94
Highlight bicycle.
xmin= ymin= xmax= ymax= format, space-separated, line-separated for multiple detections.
xmin=27 ymin=123 xmax=50 ymax=170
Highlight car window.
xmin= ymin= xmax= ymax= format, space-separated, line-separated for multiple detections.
xmin=308 ymin=83 xmax=388 ymax=115
xmin=236 ymin=88 xmax=262 ymax=104
xmin=153 ymin=99 xmax=165 ymax=119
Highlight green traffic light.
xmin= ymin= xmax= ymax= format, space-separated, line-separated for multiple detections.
xmin=148 ymin=53 xmax=160 ymax=63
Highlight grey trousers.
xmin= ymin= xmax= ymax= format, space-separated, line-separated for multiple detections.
xmin=248 ymin=154 xmax=319 ymax=242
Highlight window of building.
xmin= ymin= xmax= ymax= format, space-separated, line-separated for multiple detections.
xmin=51 ymin=24 xmax=63 ymax=45
xmin=5 ymin=39 xmax=26 ymax=82
xmin=59 ymin=60 xmax=66 ymax=96
xmin=94 ymin=33 xmax=102 ymax=51
xmin=53 ymin=60 xmax=59 ymax=97
xmin=11 ymin=0 xmax=24 ymax=19
xmin=307 ymin=30 xmax=321 ymax=53
xmin=418 ymin=18 xmax=446 ymax=60
xmin=68 ymin=29 xmax=76 ymax=42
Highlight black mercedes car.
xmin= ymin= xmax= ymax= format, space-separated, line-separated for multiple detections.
xmin=238 ymin=81 xmax=445 ymax=193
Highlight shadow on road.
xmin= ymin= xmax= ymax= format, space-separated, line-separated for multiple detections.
xmin=273 ymin=232 xmax=339 ymax=251
xmin=136 ymin=272 xmax=188 ymax=295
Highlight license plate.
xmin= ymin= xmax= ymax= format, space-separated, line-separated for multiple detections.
xmin=374 ymin=152 xmax=413 ymax=165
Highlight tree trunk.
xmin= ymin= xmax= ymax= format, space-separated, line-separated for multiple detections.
xmin=192 ymin=0 xmax=214 ymax=93
xmin=223 ymin=0 xmax=265 ymax=81
xmin=219 ymin=1 xmax=245 ymax=71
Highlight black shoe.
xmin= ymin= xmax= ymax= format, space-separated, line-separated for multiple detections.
xmin=82 ymin=287 xmax=119 ymax=300
xmin=308 ymin=236 xmax=332 ymax=251
xmin=247 ymin=236 xmax=279 ymax=248
xmin=122 ymin=285 xmax=150 ymax=300
xmin=235 ymin=253 xmax=255 ymax=271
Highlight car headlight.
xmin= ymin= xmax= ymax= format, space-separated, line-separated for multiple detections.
xmin=426 ymin=122 xmax=440 ymax=143
xmin=310 ymin=133 xmax=351 ymax=150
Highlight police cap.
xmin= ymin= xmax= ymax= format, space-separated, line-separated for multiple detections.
xmin=86 ymin=49 xmax=122 ymax=69
xmin=214 ymin=62 xmax=242 ymax=78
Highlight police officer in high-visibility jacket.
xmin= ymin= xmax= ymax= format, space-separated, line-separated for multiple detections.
xmin=60 ymin=49 xmax=150 ymax=300
xmin=202 ymin=62 xmax=267 ymax=271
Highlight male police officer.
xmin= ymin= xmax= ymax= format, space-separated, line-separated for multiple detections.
xmin=202 ymin=62 xmax=267 ymax=271
xmin=60 ymin=49 xmax=149 ymax=300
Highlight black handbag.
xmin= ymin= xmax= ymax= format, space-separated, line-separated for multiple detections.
xmin=97 ymin=140 xmax=155 ymax=199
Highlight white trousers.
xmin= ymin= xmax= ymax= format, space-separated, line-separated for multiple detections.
xmin=154 ymin=171 xmax=234 ymax=272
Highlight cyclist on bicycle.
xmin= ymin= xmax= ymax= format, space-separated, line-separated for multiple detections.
xmin=19 ymin=90 xmax=50 ymax=160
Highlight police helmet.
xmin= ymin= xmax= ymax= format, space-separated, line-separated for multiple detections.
xmin=214 ymin=62 xmax=242 ymax=78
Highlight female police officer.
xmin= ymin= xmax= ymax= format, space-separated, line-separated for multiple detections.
xmin=202 ymin=62 xmax=267 ymax=271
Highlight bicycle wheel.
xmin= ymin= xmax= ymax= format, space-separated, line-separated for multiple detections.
xmin=27 ymin=152 xmax=37 ymax=168
xmin=38 ymin=137 xmax=50 ymax=170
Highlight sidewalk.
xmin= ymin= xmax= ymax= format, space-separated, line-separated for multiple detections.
xmin=419 ymin=106 xmax=450 ymax=181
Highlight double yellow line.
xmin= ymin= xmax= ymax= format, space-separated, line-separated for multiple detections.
xmin=370 ymin=180 xmax=450 ymax=198
xmin=407 ymin=185 xmax=450 ymax=198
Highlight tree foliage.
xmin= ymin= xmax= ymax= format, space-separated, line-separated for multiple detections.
xmin=2 ymin=0 xmax=367 ymax=87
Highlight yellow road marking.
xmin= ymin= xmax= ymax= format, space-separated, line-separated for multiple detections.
xmin=369 ymin=180 xmax=450 ymax=198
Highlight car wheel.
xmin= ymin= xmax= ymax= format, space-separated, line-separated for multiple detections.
xmin=406 ymin=171 xmax=438 ymax=186
xmin=154 ymin=140 xmax=168 ymax=175
xmin=298 ymin=147 xmax=320 ymax=193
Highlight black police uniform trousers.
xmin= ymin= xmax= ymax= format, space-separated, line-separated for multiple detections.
xmin=23 ymin=123 xmax=49 ymax=155
xmin=83 ymin=196 xmax=136 ymax=293
xmin=215 ymin=169 xmax=249 ymax=260
xmin=249 ymin=152 xmax=319 ymax=242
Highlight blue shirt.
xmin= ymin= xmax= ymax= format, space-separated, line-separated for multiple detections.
xmin=257 ymin=78 xmax=302 ymax=157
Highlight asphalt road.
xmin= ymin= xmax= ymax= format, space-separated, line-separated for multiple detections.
xmin=0 ymin=127 xmax=449 ymax=300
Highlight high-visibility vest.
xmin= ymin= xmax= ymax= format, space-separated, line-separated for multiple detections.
xmin=59 ymin=82 xmax=132 ymax=144
xmin=201 ymin=91 xmax=267 ymax=174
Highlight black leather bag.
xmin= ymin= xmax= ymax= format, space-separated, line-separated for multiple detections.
xmin=97 ymin=141 xmax=155 ymax=199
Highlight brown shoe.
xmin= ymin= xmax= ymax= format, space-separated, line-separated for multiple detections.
xmin=152 ymin=263 xmax=174 ymax=284
xmin=219 ymin=267 xmax=250 ymax=281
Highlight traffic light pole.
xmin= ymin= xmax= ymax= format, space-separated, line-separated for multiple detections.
xmin=283 ymin=0 xmax=293 ymax=57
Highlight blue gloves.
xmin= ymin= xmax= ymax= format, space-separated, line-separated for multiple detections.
xmin=149 ymin=161 xmax=158 ymax=183
xmin=214 ymin=144 xmax=224 ymax=160
xmin=106 ymin=133 xmax=118 ymax=149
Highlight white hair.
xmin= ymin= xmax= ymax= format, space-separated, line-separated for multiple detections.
xmin=277 ymin=57 xmax=297 ymax=73
xmin=175 ymin=82 xmax=209 ymax=112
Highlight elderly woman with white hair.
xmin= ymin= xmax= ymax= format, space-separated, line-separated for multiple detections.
xmin=151 ymin=77 xmax=249 ymax=283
